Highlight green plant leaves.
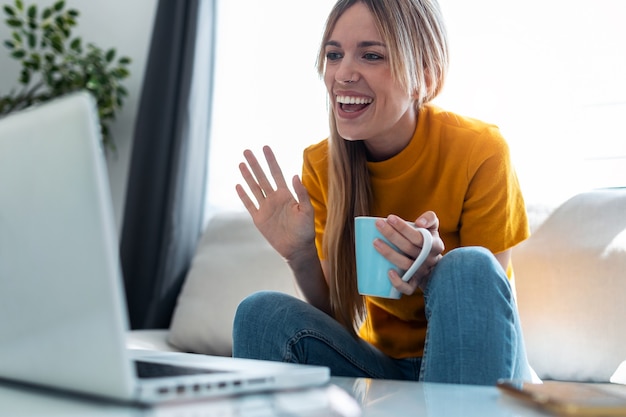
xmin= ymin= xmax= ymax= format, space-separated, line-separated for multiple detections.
xmin=26 ymin=4 xmax=35 ymax=19
xmin=3 ymin=5 xmax=15 ymax=16
xmin=0 ymin=0 xmax=131 ymax=151
xmin=11 ymin=49 xmax=25 ymax=58
xmin=69 ymin=37 xmax=80 ymax=52
xmin=6 ymin=17 xmax=21 ymax=27
xmin=105 ymin=48 xmax=115 ymax=63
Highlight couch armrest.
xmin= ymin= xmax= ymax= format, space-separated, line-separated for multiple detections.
xmin=515 ymin=189 xmax=626 ymax=382
xmin=611 ymin=360 xmax=626 ymax=385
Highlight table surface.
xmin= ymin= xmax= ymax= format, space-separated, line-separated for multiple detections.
xmin=0 ymin=374 xmax=558 ymax=417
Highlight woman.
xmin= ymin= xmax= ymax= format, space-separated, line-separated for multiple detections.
xmin=233 ymin=0 xmax=533 ymax=385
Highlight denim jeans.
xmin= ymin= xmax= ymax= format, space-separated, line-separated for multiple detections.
xmin=232 ymin=247 xmax=533 ymax=385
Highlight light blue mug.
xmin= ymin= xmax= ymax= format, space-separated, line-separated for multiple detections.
xmin=355 ymin=216 xmax=433 ymax=299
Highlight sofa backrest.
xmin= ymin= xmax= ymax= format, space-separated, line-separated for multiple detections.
xmin=167 ymin=211 xmax=298 ymax=356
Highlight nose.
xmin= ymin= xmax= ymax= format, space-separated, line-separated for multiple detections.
xmin=335 ymin=57 xmax=359 ymax=84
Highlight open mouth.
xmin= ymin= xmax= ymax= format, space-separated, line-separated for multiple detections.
xmin=336 ymin=95 xmax=373 ymax=113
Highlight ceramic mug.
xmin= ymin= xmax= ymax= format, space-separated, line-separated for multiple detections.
xmin=355 ymin=216 xmax=433 ymax=299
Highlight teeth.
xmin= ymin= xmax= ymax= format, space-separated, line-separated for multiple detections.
xmin=336 ymin=95 xmax=373 ymax=105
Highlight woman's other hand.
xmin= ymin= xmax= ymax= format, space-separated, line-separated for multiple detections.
xmin=374 ymin=212 xmax=445 ymax=294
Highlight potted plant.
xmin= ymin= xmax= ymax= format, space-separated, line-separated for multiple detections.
xmin=0 ymin=0 xmax=131 ymax=151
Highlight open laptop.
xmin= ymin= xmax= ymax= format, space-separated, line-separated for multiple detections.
xmin=0 ymin=92 xmax=330 ymax=405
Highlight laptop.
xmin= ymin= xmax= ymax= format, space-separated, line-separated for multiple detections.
xmin=0 ymin=92 xmax=330 ymax=405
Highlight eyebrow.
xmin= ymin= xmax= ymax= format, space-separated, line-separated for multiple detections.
xmin=325 ymin=40 xmax=387 ymax=49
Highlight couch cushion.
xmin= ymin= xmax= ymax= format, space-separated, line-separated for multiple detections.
xmin=514 ymin=188 xmax=626 ymax=382
xmin=167 ymin=211 xmax=299 ymax=356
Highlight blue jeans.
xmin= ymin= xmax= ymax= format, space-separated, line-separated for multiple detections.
xmin=232 ymin=247 xmax=533 ymax=385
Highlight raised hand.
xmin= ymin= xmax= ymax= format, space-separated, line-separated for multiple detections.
xmin=235 ymin=146 xmax=316 ymax=262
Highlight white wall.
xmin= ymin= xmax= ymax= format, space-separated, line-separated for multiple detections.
xmin=0 ymin=0 xmax=157 ymax=232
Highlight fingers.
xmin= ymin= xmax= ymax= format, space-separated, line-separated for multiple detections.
xmin=415 ymin=211 xmax=439 ymax=232
xmin=238 ymin=158 xmax=265 ymax=206
xmin=263 ymin=146 xmax=288 ymax=189
xmin=372 ymin=231 xmax=415 ymax=272
xmin=388 ymin=269 xmax=417 ymax=295
xmin=236 ymin=146 xmax=289 ymax=208
xmin=388 ymin=266 xmax=430 ymax=294
xmin=292 ymin=175 xmax=312 ymax=208
xmin=376 ymin=215 xmax=428 ymax=258
xmin=235 ymin=183 xmax=258 ymax=215
xmin=374 ymin=213 xmax=445 ymax=295
xmin=241 ymin=148 xmax=274 ymax=197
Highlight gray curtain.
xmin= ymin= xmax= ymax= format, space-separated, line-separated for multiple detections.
xmin=120 ymin=0 xmax=216 ymax=329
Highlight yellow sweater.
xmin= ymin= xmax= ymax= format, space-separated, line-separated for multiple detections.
xmin=301 ymin=104 xmax=529 ymax=358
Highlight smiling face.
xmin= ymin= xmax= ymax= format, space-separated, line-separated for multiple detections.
xmin=323 ymin=2 xmax=418 ymax=161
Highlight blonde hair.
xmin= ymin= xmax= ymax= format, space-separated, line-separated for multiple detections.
xmin=316 ymin=0 xmax=449 ymax=335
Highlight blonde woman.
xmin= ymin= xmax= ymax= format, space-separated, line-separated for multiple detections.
xmin=234 ymin=0 xmax=533 ymax=385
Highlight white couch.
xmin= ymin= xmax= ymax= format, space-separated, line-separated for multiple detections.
xmin=128 ymin=188 xmax=626 ymax=384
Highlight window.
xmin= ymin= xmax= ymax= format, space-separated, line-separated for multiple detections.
xmin=435 ymin=0 xmax=626 ymax=205
xmin=206 ymin=0 xmax=625 ymax=215
xmin=206 ymin=1 xmax=335 ymax=214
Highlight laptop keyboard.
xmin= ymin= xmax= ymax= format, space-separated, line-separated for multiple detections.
xmin=135 ymin=360 xmax=226 ymax=379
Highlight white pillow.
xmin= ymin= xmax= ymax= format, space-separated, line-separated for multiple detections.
xmin=514 ymin=189 xmax=626 ymax=382
xmin=167 ymin=211 xmax=299 ymax=356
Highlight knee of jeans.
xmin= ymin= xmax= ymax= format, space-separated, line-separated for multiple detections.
xmin=428 ymin=247 xmax=511 ymax=297
xmin=233 ymin=291 xmax=287 ymax=345
xmin=234 ymin=291 xmax=284 ymax=324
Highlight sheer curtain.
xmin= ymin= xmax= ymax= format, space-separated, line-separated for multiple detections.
xmin=120 ymin=0 xmax=216 ymax=329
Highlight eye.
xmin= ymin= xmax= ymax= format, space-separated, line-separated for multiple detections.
xmin=363 ymin=52 xmax=384 ymax=61
xmin=326 ymin=51 xmax=343 ymax=61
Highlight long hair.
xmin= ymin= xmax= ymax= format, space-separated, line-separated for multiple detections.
xmin=315 ymin=0 xmax=449 ymax=335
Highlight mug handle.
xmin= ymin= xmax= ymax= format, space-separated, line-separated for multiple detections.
xmin=400 ymin=227 xmax=433 ymax=282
